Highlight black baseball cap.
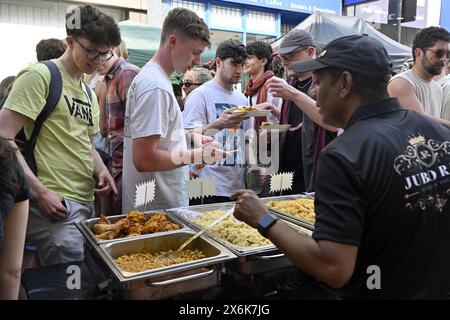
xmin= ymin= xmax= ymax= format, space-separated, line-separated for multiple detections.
xmin=216 ymin=39 xmax=248 ymax=62
xmin=292 ymin=34 xmax=393 ymax=82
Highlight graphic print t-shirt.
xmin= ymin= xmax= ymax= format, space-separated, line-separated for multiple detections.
xmin=183 ymin=80 xmax=250 ymax=197
xmin=312 ymin=99 xmax=450 ymax=299
xmin=4 ymin=59 xmax=99 ymax=203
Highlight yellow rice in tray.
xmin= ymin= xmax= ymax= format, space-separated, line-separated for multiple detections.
xmin=193 ymin=210 xmax=271 ymax=247
xmin=115 ymin=249 xmax=206 ymax=272
xmin=266 ymin=198 xmax=315 ymax=223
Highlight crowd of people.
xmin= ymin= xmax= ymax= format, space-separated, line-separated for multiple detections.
xmin=1 ymin=3 xmax=450 ymax=300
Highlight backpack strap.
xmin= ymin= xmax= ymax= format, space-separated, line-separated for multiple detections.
xmin=82 ymin=81 xmax=93 ymax=102
xmin=28 ymin=61 xmax=62 ymax=145
xmin=24 ymin=60 xmax=62 ymax=174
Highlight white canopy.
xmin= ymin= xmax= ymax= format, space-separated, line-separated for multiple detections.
xmin=272 ymin=12 xmax=412 ymax=71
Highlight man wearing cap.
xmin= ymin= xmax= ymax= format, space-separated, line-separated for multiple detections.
xmin=183 ymin=39 xmax=250 ymax=204
xmin=388 ymin=27 xmax=450 ymax=127
xmin=232 ymin=35 xmax=450 ymax=299
xmin=273 ymin=29 xmax=337 ymax=193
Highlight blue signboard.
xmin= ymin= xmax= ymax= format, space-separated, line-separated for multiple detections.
xmin=440 ymin=0 xmax=450 ymax=32
xmin=220 ymin=0 xmax=341 ymax=15
xmin=344 ymin=0 xmax=378 ymax=5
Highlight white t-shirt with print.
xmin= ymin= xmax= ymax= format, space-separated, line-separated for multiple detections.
xmin=122 ymin=61 xmax=188 ymax=212
xmin=183 ymin=79 xmax=249 ymax=197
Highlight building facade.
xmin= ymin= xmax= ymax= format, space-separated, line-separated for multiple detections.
xmin=0 ymin=0 xmax=342 ymax=80
xmin=0 ymin=0 xmax=147 ymax=79
xmin=2 ymin=0 xmax=449 ymax=78
xmin=148 ymin=0 xmax=341 ymax=46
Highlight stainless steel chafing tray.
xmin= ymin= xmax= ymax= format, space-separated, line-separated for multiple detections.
xmin=167 ymin=203 xmax=312 ymax=275
xmin=79 ymin=211 xmax=189 ymax=245
xmin=261 ymin=194 xmax=315 ymax=230
xmin=82 ymin=230 xmax=236 ymax=300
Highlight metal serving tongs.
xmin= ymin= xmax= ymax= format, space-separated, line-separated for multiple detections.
xmin=155 ymin=207 xmax=236 ymax=263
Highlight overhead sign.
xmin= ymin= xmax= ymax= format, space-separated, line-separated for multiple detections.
xmin=220 ymin=0 xmax=341 ymax=15
xmin=354 ymin=0 xmax=425 ymax=27
xmin=355 ymin=0 xmax=389 ymax=24
xmin=388 ymin=0 xmax=418 ymax=24
xmin=401 ymin=0 xmax=428 ymax=29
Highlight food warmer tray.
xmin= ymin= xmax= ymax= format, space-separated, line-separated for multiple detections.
xmin=167 ymin=203 xmax=312 ymax=275
xmin=78 ymin=226 xmax=236 ymax=300
xmin=79 ymin=210 xmax=190 ymax=245
xmin=261 ymin=195 xmax=315 ymax=230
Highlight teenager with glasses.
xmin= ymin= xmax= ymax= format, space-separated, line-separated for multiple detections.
xmin=72 ymin=37 xmax=114 ymax=61
xmin=389 ymin=26 xmax=450 ymax=127
xmin=0 ymin=4 xmax=120 ymax=266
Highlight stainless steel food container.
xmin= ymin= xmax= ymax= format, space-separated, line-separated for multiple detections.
xmin=261 ymin=195 xmax=315 ymax=230
xmin=81 ymin=230 xmax=236 ymax=300
xmin=79 ymin=211 xmax=189 ymax=245
xmin=168 ymin=203 xmax=312 ymax=275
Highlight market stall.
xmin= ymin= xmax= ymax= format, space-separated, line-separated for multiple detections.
xmin=22 ymin=196 xmax=339 ymax=300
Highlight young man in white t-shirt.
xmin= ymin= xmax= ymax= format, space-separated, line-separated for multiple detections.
xmin=183 ymin=39 xmax=251 ymax=204
xmin=122 ymin=8 xmax=224 ymax=212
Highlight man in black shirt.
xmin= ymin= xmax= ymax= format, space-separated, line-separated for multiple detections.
xmin=232 ymin=35 xmax=450 ymax=299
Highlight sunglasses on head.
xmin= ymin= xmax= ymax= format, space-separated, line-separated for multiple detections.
xmin=182 ymin=81 xmax=202 ymax=88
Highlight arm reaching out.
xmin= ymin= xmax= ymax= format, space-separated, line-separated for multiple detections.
xmin=266 ymin=77 xmax=338 ymax=132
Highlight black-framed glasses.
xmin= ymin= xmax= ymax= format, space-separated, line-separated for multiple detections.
xmin=426 ymin=48 xmax=450 ymax=59
xmin=182 ymin=81 xmax=202 ymax=88
xmin=73 ymin=37 xmax=114 ymax=61
xmin=280 ymin=47 xmax=309 ymax=61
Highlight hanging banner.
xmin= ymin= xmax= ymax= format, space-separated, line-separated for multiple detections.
xmin=220 ymin=0 xmax=341 ymax=15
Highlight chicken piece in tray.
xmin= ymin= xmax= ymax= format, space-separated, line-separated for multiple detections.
xmin=141 ymin=213 xmax=180 ymax=234
xmin=93 ymin=211 xmax=180 ymax=240
xmin=126 ymin=210 xmax=147 ymax=225
xmin=126 ymin=223 xmax=143 ymax=237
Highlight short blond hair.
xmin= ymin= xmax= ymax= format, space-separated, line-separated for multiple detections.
xmin=115 ymin=40 xmax=128 ymax=60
